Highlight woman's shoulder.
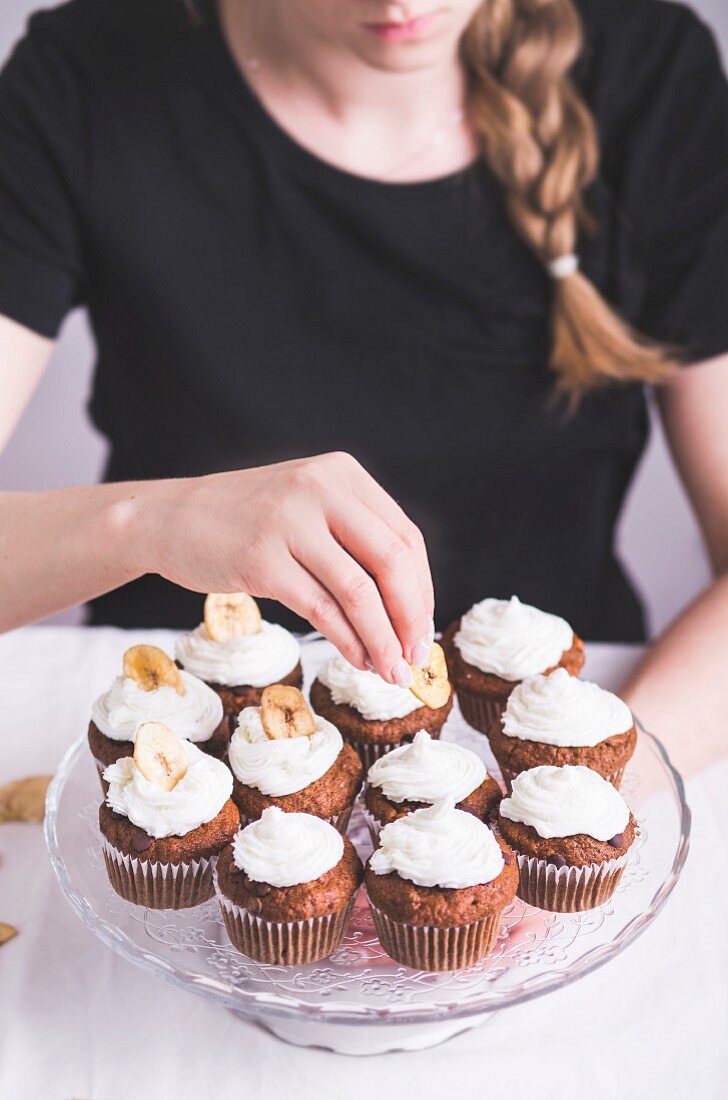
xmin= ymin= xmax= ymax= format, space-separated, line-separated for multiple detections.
xmin=576 ymin=0 xmax=711 ymax=44
xmin=26 ymin=0 xmax=184 ymax=38
xmin=14 ymin=0 xmax=193 ymax=76
xmin=576 ymin=0 xmax=719 ymax=78
xmin=575 ymin=0 xmax=723 ymax=133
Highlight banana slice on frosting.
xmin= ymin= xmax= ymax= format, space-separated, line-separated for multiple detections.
xmin=123 ymin=644 xmax=184 ymax=695
xmin=260 ymin=685 xmax=316 ymax=740
xmin=133 ymin=721 xmax=188 ymax=791
xmin=204 ymin=592 xmax=262 ymax=642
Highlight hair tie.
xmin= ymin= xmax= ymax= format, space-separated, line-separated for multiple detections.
xmin=547 ymin=254 xmax=579 ymax=280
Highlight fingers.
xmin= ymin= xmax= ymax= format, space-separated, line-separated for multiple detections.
xmin=269 ymin=556 xmax=369 ymax=671
xmin=347 ymin=465 xmax=435 ymax=623
xmin=326 ymin=503 xmax=434 ymax=668
xmin=291 ymin=525 xmax=411 ymax=685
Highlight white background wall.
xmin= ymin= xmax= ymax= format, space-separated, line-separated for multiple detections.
xmin=1 ymin=0 xmax=726 ymax=631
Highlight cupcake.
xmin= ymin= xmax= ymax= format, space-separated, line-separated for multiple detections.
xmin=488 ymin=668 xmax=636 ymax=790
xmin=175 ymin=593 xmax=302 ymax=729
xmin=365 ymin=800 xmax=519 ymax=971
xmin=310 ymin=644 xmax=453 ymax=770
xmin=88 ymin=645 xmax=228 ymax=790
xmin=442 ymin=596 xmax=584 ymax=733
xmin=363 ymin=729 xmax=502 ymax=844
xmin=215 ymin=806 xmax=363 ymax=964
xmin=496 ymin=765 xmax=637 ymax=912
xmin=99 ymin=721 xmax=239 ymax=910
xmin=227 ymin=685 xmax=363 ymax=834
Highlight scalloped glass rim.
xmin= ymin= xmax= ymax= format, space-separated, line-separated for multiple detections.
xmin=45 ymin=723 xmax=690 ymax=1028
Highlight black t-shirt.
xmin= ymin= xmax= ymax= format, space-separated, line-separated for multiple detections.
xmin=1 ymin=0 xmax=728 ymax=639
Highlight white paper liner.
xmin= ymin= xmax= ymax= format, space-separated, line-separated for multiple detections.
xmin=236 ymin=804 xmax=354 ymax=837
xmin=101 ymin=837 xmax=215 ymax=910
xmin=367 ymin=898 xmax=503 ymax=972
xmin=361 ymin=802 xmax=383 ymax=846
xmin=215 ymin=877 xmax=356 ymax=965
xmin=456 ymin=691 xmax=507 ymax=735
xmin=515 ymin=847 xmax=632 ymax=912
xmin=93 ymin=756 xmax=110 ymax=795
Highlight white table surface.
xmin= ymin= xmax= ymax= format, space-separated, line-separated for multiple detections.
xmin=0 ymin=626 xmax=726 ymax=1099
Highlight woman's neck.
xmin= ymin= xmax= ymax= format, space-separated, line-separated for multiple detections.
xmin=217 ymin=0 xmax=478 ymax=182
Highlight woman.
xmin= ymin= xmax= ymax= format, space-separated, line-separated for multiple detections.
xmin=1 ymin=0 xmax=727 ymax=769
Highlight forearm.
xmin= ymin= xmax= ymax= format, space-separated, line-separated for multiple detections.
xmin=620 ymin=572 xmax=728 ymax=776
xmin=0 ymin=454 xmax=434 ymax=681
xmin=0 ymin=481 xmax=159 ymax=631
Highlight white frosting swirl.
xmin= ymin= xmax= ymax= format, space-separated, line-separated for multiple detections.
xmin=369 ymin=800 xmax=504 ymax=888
xmin=317 ymin=654 xmax=422 ymax=721
xmin=91 ymin=670 xmax=223 ymax=744
xmin=367 ymin=730 xmax=486 ymax=805
xmin=502 ymin=668 xmax=633 ymax=747
xmin=175 ymin=620 xmax=300 ymax=688
xmin=455 ymin=596 xmax=573 ymax=679
xmin=103 ymin=740 xmax=233 ymax=839
xmin=232 ymin=806 xmax=344 ymax=886
xmin=499 ymin=765 xmax=630 ymax=840
xmin=228 ymin=706 xmax=344 ymax=796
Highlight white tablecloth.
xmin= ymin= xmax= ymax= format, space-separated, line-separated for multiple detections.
xmin=0 ymin=627 xmax=726 ymax=1099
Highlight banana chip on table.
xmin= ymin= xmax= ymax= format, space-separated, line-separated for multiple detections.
xmin=0 ymin=923 xmax=17 ymax=946
xmin=0 ymin=775 xmax=53 ymax=824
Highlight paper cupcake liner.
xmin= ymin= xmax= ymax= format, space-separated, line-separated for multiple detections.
xmin=101 ymin=838 xmax=215 ymax=910
xmin=361 ymin=802 xmax=384 ymax=846
xmin=345 ymin=731 xmax=442 ymax=773
xmin=237 ymin=804 xmax=354 ymax=837
xmin=498 ymin=762 xmax=626 ymax=794
xmin=368 ymin=899 xmax=503 ymax=972
xmin=216 ymin=887 xmax=356 ymax=965
xmin=93 ymin=757 xmax=110 ymax=796
xmin=456 ymin=691 xmax=506 ymax=736
xmin=515 ymin=848 xmax=632 ymax=912
xmin=608 ymin=765 xmax=626 ymax=789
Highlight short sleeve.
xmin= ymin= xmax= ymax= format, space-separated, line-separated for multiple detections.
xmin=605 ymin=6 xmax=728 ymax=363
xmin=0 ymin=23 xmax=87 ymax=337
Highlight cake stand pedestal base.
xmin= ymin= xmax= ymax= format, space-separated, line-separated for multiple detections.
xmin=246 ymin=1011 xmax=495 ymax=1056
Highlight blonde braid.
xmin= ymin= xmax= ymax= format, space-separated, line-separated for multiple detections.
xmin=462 ymin=0 xmax=678 ymax=395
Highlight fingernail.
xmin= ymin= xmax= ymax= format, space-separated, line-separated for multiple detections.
xmin=391 ymin=658 xmax=412 ymax=689
xmin=411 ymin=638 xmax=431 ymax=668
xmin=364 ymin=658 xmax=376 ymax=673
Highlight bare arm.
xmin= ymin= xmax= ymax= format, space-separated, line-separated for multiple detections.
xmin=0 ymin=314 xmax=434 ymax=684
xmin=620 ymin=353 xmax=728 ymax=775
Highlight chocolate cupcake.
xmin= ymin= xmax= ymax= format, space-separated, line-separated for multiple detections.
xmin=363 ymin=729 xmax=502 ymax=844
xmin=443 ymin=596 xmax=584 ymax=734
xmin=215 ymin=807 xmax=363 ymax=964
xmin=100 ymin=722 xmax=238 ymax=910
xmin=366 ymin=800 xmax=519 ymax=972
xmin=175 ymin=593 xmax=302 ymax=728
xmin=227 ymin=686 xmax=363 ymax=834
xmin=310 ymin=649 xmax=453 ymax=770
xmin=88 ymin=644 xmax=228 ymax=791
xmin=488 ymin=669 xmax=637 ymax=790
xmin=497 ymin=765 xmax=637 ymax=912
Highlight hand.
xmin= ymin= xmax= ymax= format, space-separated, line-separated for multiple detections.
xmin=144 ymin=452 xmax=435 ymax=684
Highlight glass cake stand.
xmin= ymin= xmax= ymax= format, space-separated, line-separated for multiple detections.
xmin=45 ymin=643 xmax=690 ymax=1055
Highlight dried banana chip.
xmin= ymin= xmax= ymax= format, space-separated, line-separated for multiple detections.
xmin=0 ymin=775 xmax=52 ymax=824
